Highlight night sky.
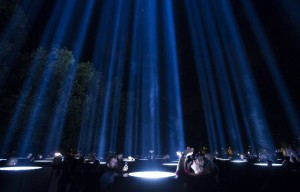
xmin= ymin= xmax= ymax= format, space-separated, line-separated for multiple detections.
xmin=2 ymin=0 xmax=300 ymax=153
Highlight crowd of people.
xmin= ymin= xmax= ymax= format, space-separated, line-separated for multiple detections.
xmin=46 ymin=144 xmax=300 ymax=192
xmin=47 ymin=148 xmax=221 ymax=192
xmin=1 ymin=143 xmax=300 ymax=192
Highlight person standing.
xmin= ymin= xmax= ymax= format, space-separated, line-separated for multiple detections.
xmin=99 ymin=155 xmax=128 ymax=192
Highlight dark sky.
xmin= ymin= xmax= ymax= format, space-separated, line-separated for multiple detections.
xmin=25 ymin=0 xmax=300 ymax=93
xmin=20 ymin=0 xmax=300 ymax=147
xmin=242 ymin=1 xmax=300 ymax=143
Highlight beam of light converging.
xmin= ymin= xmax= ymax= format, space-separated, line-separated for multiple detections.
xmin=16 ymin=0 xmax=80 ymax=156
xmin=184 ymin=0 xmax=226 ymax=153
xmin=208 ymin=2 xmax=256 ymax=153
xmin=77 ymin=1 xmax=111 ymax=153
xmin=16 ymin=56 xmax=55 ymax=156
xmin=1 ymin=0 xmax=68 ymax=156
xmin=96 ymin=0 xmax=127 ymax=157
xmin=161 ymin=0 xmax=185 ymax=158
xmin=78 ymin=0 xmax=131 ymax=158
xmin=240 ymin=0 xmax=300 ymax=140
xmin=78 ymin=78 xmax=99 ymax=155
xmin=43 ymin=57 xmax=77 ymax=155
xmin=1 ymin=0 xmax=66 ymax=155
xmin=35 ymin=1 xmax=65 ymax=48
xmin=123 ymin=0 xmax=142 ymax=157
xmin=139 ymin=0 xmax=160 ymax=157
xmin=17 ymin=49 xmax=75 ymax=156
xmin=70 ymin=0 xmax=96 ymax=61
xmin=124 ymin=0 xmax=186 ymax=157
xmin=9 ymin=0 xmax=91 ymax=156
xmin=78 ymin=1 xmax=114 ymax=157
xmin=122 ymin=0 xmax=162 ymax=157
xmin=3 ymin=0 xmax=297 ymax=160
xmin=200 ymin=0 xmax=244 ymax=153
xmin=217 ymin=0 xmax=275 ymax=153
xmin=44 ymin=0 xmax=95 ymax=155
xmin=105 ymin=1 xmax=131 ymax=154
xmin=184 ymin=0 xmax=275 ymax=155
xmin=211 ymin=1 xmax=263 ymax=154
xmin=48 ymin=0 xmax=77 ymax=48
xmin=15 ymin=0 xmax=98 ymax=156
xmin=0 ymin=49 xmax=45 ymax=155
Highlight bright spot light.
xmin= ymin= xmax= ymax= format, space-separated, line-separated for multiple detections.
xmin=230 ymin=160 xmax=247 ymax=163
xmin=33 ymin=160 xmax=53 ymax=163
xmin=215 ymin=157 xmax=230 ymax=161
xmin=176 ymin=151 xmax=182 ymax=157
xmin=54 ymin=152 xmax=62 ymax=157
xmin=0 ymin=166 xmax=42 ymax=171
xmin=129 ymin=171 xmax=176 ymax=179
xmin=254 ymin=163 xmax=282 ymax=166
xmin=162 ymin=163 xmax=178 ymax=166
xmin=123 ymin=156 xmax=135 ymax=162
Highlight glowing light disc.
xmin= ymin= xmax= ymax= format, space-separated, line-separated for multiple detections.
xmin=254 ymin=163 xmax=282 ymax=166
xmin=230 ymin=160 xmax=248 ymax=163
xmin=129 ymin=171 xmax=176 ymax=179
xmin=0 ymin=166 xmax=42 ymax=171
xmin=162 ymin=163 xmax=178 ymax=166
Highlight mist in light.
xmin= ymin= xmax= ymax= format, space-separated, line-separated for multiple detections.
xmin=0 ymin=0 xmax=298 ymax=160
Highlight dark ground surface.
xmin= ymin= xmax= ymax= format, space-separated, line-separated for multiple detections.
xmin=0 ymin=159 xmax=299 ymax=192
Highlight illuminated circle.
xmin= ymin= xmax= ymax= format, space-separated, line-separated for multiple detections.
xmin=33 ymin=160 xmax=53 ymax=163
xmin=0 ymin=166 xmax=42 ymax=171
xmin=88 ymin=161 xmax=106 ymax=164
xmin=230 ymin=160 xmax=248 ymax=163
xmin=254 ymin=163 xmax=282 ymax=167
xmin=215 ymin=157 xmax=230 ymax=161
xmin=162 ymin=163 xmax=178 ymax=166
xmin=129 ymin=171 xmax=176 ymax=179
xmin=123 ymin=158 xmax=135 ymax=162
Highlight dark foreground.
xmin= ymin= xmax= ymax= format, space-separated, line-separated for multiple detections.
xmin=0 ymin=159 xmax=299 ymax=192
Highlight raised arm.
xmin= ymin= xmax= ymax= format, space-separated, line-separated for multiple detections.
xmin=176 ymin=147 xmax=194 ymax=173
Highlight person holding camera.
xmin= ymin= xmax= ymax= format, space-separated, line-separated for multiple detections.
xmin=176 ymin=147 xmax=219 ymax=192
